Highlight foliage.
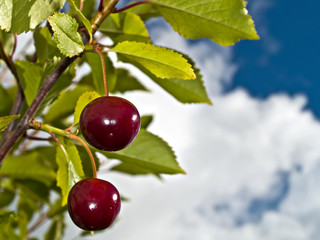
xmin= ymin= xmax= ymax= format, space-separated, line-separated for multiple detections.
xmin=0 ymin=0 xmax=258 ymax=238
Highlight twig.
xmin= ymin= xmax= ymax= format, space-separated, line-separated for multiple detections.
xmin=112 ymin=1 xmax=151 ymax=13
xmin=23 ymin=212 xmax=48 ymax=240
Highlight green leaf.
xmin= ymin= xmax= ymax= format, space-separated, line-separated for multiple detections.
xmin=73 ymin=91 xmax=101 ymax=126
xmin=100 ymin=129 xmax=185 ymax=174
xmin=44 ymin=84 xmax=93 ymax=123
xmin=56 ymin=137 xmax=85 ymax=205
xmin=0 ymin=115 xmax=20 ymax=132
xmin=76 ymin=145 xmax=100 ymax=178
xmin=0 ymin=152 xmax=56 ymax=186
xmin=128 ymin=1 xmax=160 ymax=20
xmin=112 ymin=41 xmax=196 ymax=80
xmin=84 ymin=52 xmax=116 ymax=95
xmin=16 ymin=180 xmax=50 ymax=203
xmin=140 ymin=115 xmax=153 ymax=129
xmin=67 ymin=0 xmax=92 ymax=41
xmin=0 ymin=30 xmax=14 ymax=65
xmin=112 ymin=68 xmax=148 ymax=93
xmin=37 ymin=59 xmax=77 ymax=115
xmin=0 ymin=211 xmax=19 ymax=240
xmin=48 ymin=13 xmax=84 ymax=57
xmin=111 ymin=162 xmax=156 ymax=176
xmin=121 ymin=54 xmax=212 ymax=104
xmin=16 ymin=60 xmax=43 ymax=106
xmin=0 ymin=0 xmax=66 ymax=34
xmin=151 ymin=0 xmax=259 ymax=46
xmin=0 ymin=86 xmax=13 ymax=116
xmin=100 ymin=12 xmax=150 ymax=43
xmin=0 ymin=211 xmax=16 ymax=223
xmin=33 ymin=27 xmax=63 ymax=61
xmin=45 ymin=214 xmax=65 ymax=240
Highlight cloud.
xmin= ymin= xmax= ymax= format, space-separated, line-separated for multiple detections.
xmin=77 ymin=88 xmax=320 ymax=240
xmin=63 ymin=11 xmax=320 ymax=240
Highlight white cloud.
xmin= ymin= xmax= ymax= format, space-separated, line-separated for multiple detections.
xmin=64 ymin=12 xmax=320 ymax=240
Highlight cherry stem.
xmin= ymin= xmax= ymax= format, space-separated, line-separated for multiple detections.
xmin=48 ymin=131 xmax=69 ymax=160
xmin=99 ymin=0 xmax=104 ymax=11
xmin=79 ymin=0 xmax=84 ymax=11
xmin=95 ymin=47 xmax=109 ymax=96
xmin=11 ymin=34 xmax=17 ymax=60
xmin=29 ymin=120 xmax=98 ymax=179
xmin=112 ymin=0 xmax=151 ymax=13
xmin=70 ymin=135 xmax=97 ymax=178
xmin=24 ymin=134 xmax=53 ymax=142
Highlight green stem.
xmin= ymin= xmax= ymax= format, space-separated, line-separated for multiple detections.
xmin=91 ymin=0 xmax=120 ymax=33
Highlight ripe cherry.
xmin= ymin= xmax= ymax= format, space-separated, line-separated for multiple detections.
xmin=80 ymin=96 xmax=140 ymax=151
xmin=68 ymin=178 xmax=121 ymax=231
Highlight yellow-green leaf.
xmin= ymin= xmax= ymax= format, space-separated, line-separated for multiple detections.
xmin=100 ymin=11 xmax=150 ymax=43
xmin=0 ymin=115 xmax=20 ymax=132
xmin=73 ymin=91 xmax=101 ymax=126
xmin=0 ymin=152 xmax=56 ymax=186
xmin=56 ymin=137 xmax=85 ymax=205
xmin=48 ymin=13 xmax=84 ymax=57
xmin=112 ymin=41 xmax=196 ymax=80
xmin=67 ymin=0 xmax=92 ymax=41
xmin=100 ymin=129 xmax=185 ymax=175
xmin=151 ymin=0 xmax=259 ymax=46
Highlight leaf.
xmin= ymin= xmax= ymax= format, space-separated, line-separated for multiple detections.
xmin=100 ymin=129 xmax=185 ymax=174
xmin=0 ymin=30 xmax=14 ymax=65
xmin=56 ymin=137 xmax=85 ymax=205
xmin=100 ymin=12 xmax=150 ymax=43
xmin=0 ymin=86 xmax=13 ymax=116
xmin=140 ymin=115 xmax=153 ymax=129
xmin=112 ymin=41 xmax=196 ymax=80
xmin=67 ymin=0 xmax=92 ymax=41
xmin=44 ymin=84 xmax=93 ymax=123
xmin=151 ymin=0 xmax=259 ymax=46
xmin=0 ymin=115 xmax=20 ymax=132
xmin=33 ymin=27 xmax=63 ymax=61
xmin=76 ymin=145 xmax=100 ymax=178
xmin=121 ymin=54 xmax=212 ymax=104
xmin=111 ymin=162 xmax=156 ymax=176
xmin=37 ymin=59 xmax=77 ymax=115
xmin=0 ymin=211 xmax=15 ymax=223
xmin=128 ymin=2 xmax=160 ymax=20
xmin=84 ymin=52 xmax=116 ymax=95
xmin=45 ymin=214 xmax=65 ymax=240
xmin=16 ymin=60 xmax=43 ymax=106
xmin=0 ymin=0 xmax=66 ymax=34
xmin=112 ymin=68 xmax=148 ymax=93
xmin=0 ymin=152 xmax=56 ymax=186
xmin=73 ymin=91 xmax=101 ymax=126
xmin=48 ymin=13 xmax=84 ymax=57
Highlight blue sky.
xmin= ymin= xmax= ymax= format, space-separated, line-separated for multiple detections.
xmin=229 ymin=0 xmax=320 ymax=117
xmin=60 ymin=0 xmax=320 ymax=239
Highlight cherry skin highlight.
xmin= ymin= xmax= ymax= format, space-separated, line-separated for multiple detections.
xmin=68 ymin=178 xmax=121 ymax=231
xmin=80 ymin=96 xmax=140 ymax=151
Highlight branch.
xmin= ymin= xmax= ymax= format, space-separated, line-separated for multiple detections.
xmin=0 ymin=35 xmax=26 ymax=139
xmin=112 ymin=1 xmax=151 ymax=13
xmin=0 ymin=0 xmax=120 ymax=165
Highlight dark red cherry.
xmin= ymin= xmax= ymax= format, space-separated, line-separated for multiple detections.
xmin=68 ymin=178 xmax=121 ymax=231
xmin=80 ymin=96 xmax=140 ymax=151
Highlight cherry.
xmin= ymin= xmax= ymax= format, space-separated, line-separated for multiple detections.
xmin=68 ymin=178 xmax=121 ymax=231
xmin=80 ymin=96 xmax=140 ymax=151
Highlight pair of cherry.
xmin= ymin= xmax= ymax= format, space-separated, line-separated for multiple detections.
xmin=68 ymin=96 xmax=140 ymax=231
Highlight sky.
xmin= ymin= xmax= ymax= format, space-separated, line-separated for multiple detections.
xmin=40 ymin=0 xmax=320 ymax=239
